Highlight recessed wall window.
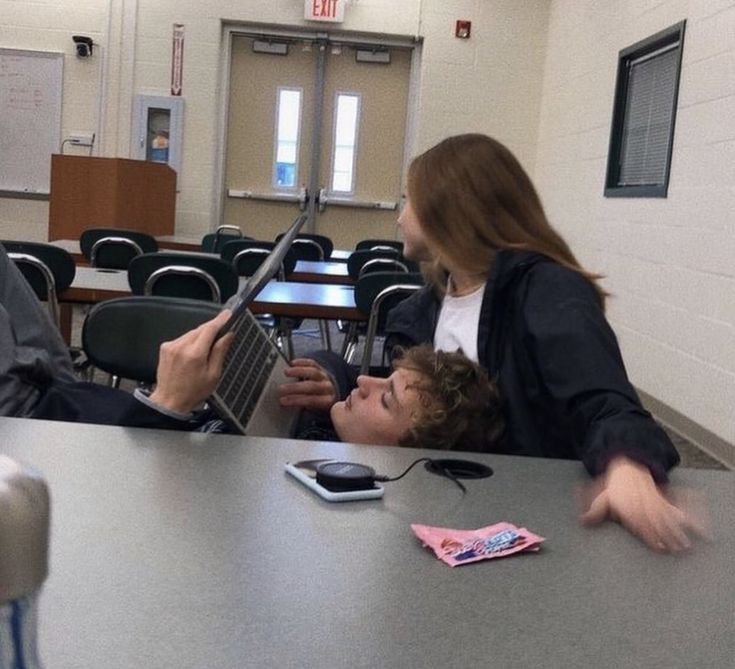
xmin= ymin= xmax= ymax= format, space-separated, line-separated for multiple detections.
xmin=274 ymin=87 xmax=302 ymax=189
xmin=604 ymin=21 xmax=686 ymax=198
xmin=330 ymin=93 xmax=360 ymax=194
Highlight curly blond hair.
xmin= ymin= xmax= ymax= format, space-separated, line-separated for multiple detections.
xmin=393 ymin=345 xmax=504 ymax=451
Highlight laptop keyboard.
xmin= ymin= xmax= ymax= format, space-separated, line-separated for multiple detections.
xmin=215 ymin=310 xmax=279 ymax=428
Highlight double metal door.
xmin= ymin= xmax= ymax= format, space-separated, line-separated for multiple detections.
xmin=223 ymin=32 xmax=413 ymax=250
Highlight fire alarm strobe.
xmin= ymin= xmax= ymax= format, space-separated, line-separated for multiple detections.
xmin=456 ymin=20 xmax=471 ymax=39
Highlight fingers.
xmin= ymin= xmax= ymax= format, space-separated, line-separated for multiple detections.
xmin=208 ymin=331 xmax=234 ymax=378
xmin=283 ymin=359 xmax=326 ymax=379
xmin=279 ymin=380 xmax=329 ymax=397
xmin=189 ymin=309 xmax=232 ymax=356
xmin=579 ymin=490 xmax=609 ymax=526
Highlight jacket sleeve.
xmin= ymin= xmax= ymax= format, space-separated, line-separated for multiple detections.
xmin=31 ymin=381 xmax=202 ymax=431
xmin=0 ymin=248 xmax=77 ymax=416
xmin=519 ymin=266 xmax=679 ymax=480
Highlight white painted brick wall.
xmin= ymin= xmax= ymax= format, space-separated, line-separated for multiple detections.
xmin=535 ymin=0 xmax=735 ymax=448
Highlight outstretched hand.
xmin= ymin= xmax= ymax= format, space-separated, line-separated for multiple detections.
xmin=278 ymin=358 xmax=337 ymax=413
xmin=579 ymin=456 xmax=710 ymax=553
xmin=149 ymin=310 xmax=234 ymax=414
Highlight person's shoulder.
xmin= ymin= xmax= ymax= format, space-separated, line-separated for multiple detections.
xmin=524 ymin=259 xmax=599 ymax=304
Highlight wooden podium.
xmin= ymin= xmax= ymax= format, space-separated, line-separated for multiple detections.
xmin=48 ymin=155 xmax=176 ymax=240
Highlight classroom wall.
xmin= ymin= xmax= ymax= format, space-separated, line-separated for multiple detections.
xmin=0 ymin=0 xmax=108 ymax=239
xmin=0 ymin=0 xmax=549 ymax=239
xmin=534 ymin=0 xmax=735 ymax=453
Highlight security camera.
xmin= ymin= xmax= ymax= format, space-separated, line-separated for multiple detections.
xmin=72 ymin=35 xmax=94 ymax=58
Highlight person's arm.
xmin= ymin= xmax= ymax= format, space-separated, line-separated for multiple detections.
xmin=520 ymin=266 xmax=679 ymax=478
xmin=580 ymin=455 xmax=709 ymax=552
xmin=148 ymin=310 xmax=234 ymax=414
xmin=519 ymin=267 xmax=703 ymax=552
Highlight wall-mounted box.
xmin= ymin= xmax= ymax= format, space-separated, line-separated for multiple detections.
xmin=132 ymin=95 xmax=184 ymax=176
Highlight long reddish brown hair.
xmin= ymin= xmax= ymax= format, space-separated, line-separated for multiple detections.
xmin=407 ymin=134 xmax=607 ymax=306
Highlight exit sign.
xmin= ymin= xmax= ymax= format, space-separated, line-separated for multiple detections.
xmin=305 ymin=0 xmax=345 ymax=23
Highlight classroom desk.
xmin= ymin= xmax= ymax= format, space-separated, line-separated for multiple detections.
xmin=289 ymin=260 xmax=352 ymax=284
xmin=0 ymin=416 xmax=732 ymax=669
xmin=59 ymin=268 xmax=364 ymax=321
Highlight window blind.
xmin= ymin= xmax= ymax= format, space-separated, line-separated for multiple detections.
xmin=618 ymin=45 xmax=679 ymax=186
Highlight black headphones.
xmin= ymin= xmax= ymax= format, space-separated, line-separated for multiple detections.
xmin=315 ymin=458 xmax=493 ymax=493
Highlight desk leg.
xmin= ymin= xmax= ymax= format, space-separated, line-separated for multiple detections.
xmin=59 ymin=303 xmax=73 ymax=344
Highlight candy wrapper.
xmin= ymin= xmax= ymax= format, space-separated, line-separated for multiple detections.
xmin=411 ymin=522 xmax=545 ymax=567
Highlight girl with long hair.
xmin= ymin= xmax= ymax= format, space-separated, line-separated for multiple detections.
xmin=280 ymin=134 xmax=706 ymax=552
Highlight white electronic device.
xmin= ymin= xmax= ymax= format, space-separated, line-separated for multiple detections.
xmin=285 ymin=460 xmax=384 ymax=503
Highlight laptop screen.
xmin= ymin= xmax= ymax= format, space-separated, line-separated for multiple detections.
xmin=218 ymin=214 xmax=307 ymax=335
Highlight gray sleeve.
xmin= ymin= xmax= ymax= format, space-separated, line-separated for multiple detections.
xmin=0 ymin=248 xmax=76 ymax=416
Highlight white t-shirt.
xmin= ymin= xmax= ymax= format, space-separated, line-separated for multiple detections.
xmin=433 ymin=281 xmax=485 ymax=362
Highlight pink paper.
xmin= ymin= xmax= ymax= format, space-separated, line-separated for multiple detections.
xmin=411 ymin=522 xmax=545 ymax=567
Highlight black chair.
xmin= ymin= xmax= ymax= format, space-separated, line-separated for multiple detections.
xmin=1 ymin=241 xmax=75 ymax=328
xmin=342 ymin=272 xmax=424 ymax=372
xmin=276 ymin=232 xmax=333 ymax=260
xmin=355 ymin=239 xmax=404 ymax=254
xmin=82 ymin=296 xmax=221 ymax=386
xmin=201 ymin=225 xmax=249 ymax=253
xmin=80 ymin=228 xmax=158 ymax=269
xmin=128 ymin=253 xmax=239 ymax=303
xmin=220 ymin=240 xmax=297 ymax=279
xmin=346 ymin=249 xmax=403 ymax=281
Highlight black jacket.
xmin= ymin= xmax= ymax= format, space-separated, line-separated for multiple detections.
xmin=383 ymin=250 xmax=679 ymax=479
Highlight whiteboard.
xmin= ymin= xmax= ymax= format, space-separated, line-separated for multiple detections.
xmin=0 ymin=48 xmax=63 ymax=195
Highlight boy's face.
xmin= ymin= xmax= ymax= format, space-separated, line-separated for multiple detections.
xmin=330 ymin=369 xmax=424 ymax=446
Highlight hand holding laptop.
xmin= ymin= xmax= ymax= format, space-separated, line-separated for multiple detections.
xmin=150 ymin=310 xmax=234 ymax=414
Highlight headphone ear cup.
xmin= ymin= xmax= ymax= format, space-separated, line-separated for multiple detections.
xmin=315 ymin=462 xmax=377 ymax=491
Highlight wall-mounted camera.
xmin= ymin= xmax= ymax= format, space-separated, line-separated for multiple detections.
xmin=72 ymin=35 xmax=94 ymax=58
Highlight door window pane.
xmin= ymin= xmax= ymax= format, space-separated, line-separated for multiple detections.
xmin=274 ymin=88 xmax=302 ymax=188
xmin=330 ymin=93 xmax=360 ymax=194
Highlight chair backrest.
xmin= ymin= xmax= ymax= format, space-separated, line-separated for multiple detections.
xmin=82 ymin=296 xmax=221 ymax=384
xmin=80 ymin=228 xmax=158 ymax=269
xmin=144 ymin=265 xmax=222 ymax=302
xmin=221 ymin=240 xmax=297 ymax=278
xmin=275 ymin=232 xmax=333 ymax=260
xmin=358 ymin=257 xmax=409 ymax=279
xmin=355 ymin=239 xmax=404 ymax=254
xmin=346 ymin=248 xmax=401 ymax=280
xmin=354 ymin=271 xmax=424 ymax=374
xmin=128 ymin=252 xmax=239 ymax=303
xmin=1 ymin=241 xmax=76 ymax=326
xmin=201 ymin=225 xmax=248 ymax=253
xmin=288 ymin=238 xmax=324 ymax=261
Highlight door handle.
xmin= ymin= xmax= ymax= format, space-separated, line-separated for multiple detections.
xmin=298 ymin=186 xmax=309 ymax=211
xmin=317 ymin=187 xmax=328 ymax=213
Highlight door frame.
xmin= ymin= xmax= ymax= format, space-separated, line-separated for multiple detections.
xmin=211 ymin=22 xmax=423 ymax=235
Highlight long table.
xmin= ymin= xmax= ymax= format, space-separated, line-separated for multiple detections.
xmin=59 ymin=268 xmax=363 ymax=321
xmin=1 ymin=416 xmax=732 ymax=668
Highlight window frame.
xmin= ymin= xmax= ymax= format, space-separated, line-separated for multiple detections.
xmin=604 ymin=21 xmax=686 ymax=198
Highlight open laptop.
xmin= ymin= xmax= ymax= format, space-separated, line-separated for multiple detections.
xmin=207 ymin=214 xmax=307 ymax=436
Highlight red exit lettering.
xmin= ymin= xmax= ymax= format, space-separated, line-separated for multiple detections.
xmin=312 ymin=0 xmax=338 ymax=18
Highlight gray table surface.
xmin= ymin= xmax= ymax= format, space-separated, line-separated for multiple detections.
xmin=1 ymin=416 xmax=733 ymax=668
